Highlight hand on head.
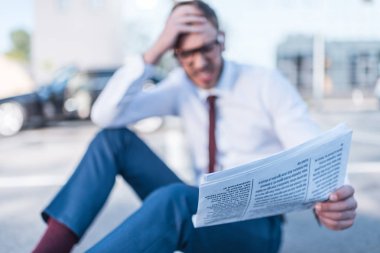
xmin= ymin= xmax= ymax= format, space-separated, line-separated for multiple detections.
xmin=144 ymin=4 xmax=211 ymax=64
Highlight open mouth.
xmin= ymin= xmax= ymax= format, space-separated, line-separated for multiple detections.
xmin=198 ymin=71 xmax=214 ymax=83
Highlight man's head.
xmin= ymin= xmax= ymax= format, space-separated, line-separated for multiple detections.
xmin=172 ymin=1 xmax=224 ymax=90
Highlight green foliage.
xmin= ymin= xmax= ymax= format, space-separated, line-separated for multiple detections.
xmin=5 ymin=29 xmax=31 ymax=63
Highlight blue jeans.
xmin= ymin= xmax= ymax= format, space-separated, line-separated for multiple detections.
xmin=43 ymin=128 xmax=282 ymax=253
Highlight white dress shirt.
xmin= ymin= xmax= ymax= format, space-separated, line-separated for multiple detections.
xmin=91 ymin=55 xmax=321 ymax=182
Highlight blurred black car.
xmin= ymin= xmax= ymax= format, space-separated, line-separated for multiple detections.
xmin=0 ymin=66 xmax=117 ymax=136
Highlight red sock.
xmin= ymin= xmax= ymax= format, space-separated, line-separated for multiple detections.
xmin=33 ymin=218 xmax=79 ymax=253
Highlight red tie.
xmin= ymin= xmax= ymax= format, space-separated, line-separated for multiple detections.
xmin=207 ymin=95 xmax=217 ymax=173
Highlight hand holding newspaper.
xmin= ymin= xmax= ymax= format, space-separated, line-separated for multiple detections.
xmin=193 ymin=124 xmax=352 ymax=228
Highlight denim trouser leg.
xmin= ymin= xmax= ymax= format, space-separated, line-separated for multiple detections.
xmin=42 ymin=128 xmax=181 ymax=238
xmin=87 ymin=184 xmax=282 ymax=253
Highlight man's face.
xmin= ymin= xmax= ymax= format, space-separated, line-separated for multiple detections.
xmin=175 ymin=15 xmax=224 ymax=89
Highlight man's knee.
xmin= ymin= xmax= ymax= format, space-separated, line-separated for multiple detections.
xmin=81 ymin=128 xmax=139 ymax=164
xmin=95 ymin=128 xmax=136 ymax=142
xmin=90 ymin=128 xmax=141 ymax=151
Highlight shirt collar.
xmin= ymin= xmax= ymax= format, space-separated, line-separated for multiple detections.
xmin=195 ymin=59 xmax=235 ymax=102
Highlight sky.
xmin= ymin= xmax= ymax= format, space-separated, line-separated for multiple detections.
xmin=0 ymin=0 xmax=379 ymax=67
xmin=0 ymin=0 xmax=33 ymax=53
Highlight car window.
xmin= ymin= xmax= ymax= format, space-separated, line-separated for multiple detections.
xmin=49 ymin=66 xmax=78 ymax=93
xmin=67 ymin=73 xmax=90 ymax=92
xmin=90 ymin=76 xmax=113 ymax=90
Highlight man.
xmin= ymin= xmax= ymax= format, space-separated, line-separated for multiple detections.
xmin=34 ymin=1 xmax=357 ymax=252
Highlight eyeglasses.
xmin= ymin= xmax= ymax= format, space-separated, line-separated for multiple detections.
xmin=175 ymin=39 xmax=220 ymax=63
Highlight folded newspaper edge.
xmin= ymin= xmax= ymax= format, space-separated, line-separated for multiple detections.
xmin=193 ymin=123 xmax=352 ymax=228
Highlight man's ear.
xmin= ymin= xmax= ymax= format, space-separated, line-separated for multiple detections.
xmin=217 ymin=31 xmax=225 ymax=51
xmin=173 ymin=52 xmax=183 ymax=67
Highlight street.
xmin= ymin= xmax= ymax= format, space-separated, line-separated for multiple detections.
xmin=1 ymin=107 xmax=380 ymax=253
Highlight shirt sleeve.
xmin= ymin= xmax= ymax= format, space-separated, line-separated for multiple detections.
xmin=91 ymin=55 xmax=181 ymax=128
xmin=263 ymin=70 xmax=321 ymax=148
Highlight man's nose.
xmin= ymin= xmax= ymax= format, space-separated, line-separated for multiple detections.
xmin=192 ymin=52 xmax=208 ymax=69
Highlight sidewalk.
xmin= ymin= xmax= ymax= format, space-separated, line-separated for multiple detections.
xmin=1 ymin=109 xmax=379 ymax=252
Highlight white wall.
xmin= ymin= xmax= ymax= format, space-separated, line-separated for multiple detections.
xmin=32 ymin=0 xmax=124 ymax=83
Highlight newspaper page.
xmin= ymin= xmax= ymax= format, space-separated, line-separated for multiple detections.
xmin=193 ymin=124 xmax=352 ymax=228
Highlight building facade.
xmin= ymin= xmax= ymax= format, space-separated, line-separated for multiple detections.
xmin=277 ymin=36 xmax=380 ymax=98
xmin=32 ymin=0 xmax=124 ymax=83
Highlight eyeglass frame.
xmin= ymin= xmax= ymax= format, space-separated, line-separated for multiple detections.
xmin=174 ymin=35 xmax=223 ymax=63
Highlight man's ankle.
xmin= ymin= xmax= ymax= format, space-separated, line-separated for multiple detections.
xmin=33 ymin=218 xmax=79 ymax=253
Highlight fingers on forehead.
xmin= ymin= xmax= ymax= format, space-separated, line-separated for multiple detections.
xmin=178 ymin=16 xmax=206 ymax=24
xmin=174 ymin=4 xmax=203 ymax=16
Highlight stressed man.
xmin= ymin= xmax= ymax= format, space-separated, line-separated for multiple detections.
xmin=34 ymin=1 xmax=357 ymax=253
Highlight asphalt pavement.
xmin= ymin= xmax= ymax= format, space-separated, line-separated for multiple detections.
xmin=1 ymin=100 xmax=380 ymax=253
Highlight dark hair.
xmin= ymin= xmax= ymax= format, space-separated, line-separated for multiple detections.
xmin=172 ymin=1 xmax=219 ymax=49
xmin=172 ymin=0 xmax=219 ymax=30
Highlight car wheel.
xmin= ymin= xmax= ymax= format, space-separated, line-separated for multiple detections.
xmin=0 ymin=102 xmax=25 ymax=136
xmin=64 ymin=91 xmax=92 ymax=119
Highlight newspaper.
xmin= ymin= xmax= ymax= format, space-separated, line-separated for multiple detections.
xmin=193 ymin=124 xmax=352 ymax=228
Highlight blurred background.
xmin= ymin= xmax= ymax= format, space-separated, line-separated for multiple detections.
xmin=0 ymin=0 xmax=379 ymax=252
